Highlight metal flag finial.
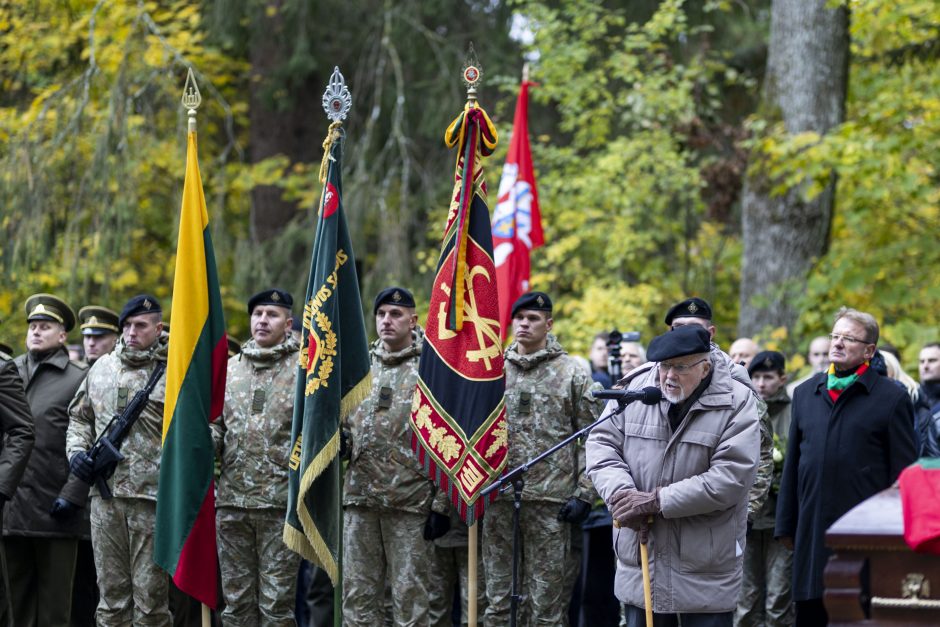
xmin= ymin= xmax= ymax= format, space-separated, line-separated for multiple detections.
xmin=462 ymin=42 xmax=483 ymax=107
xmin=322 ymin=67 xmax=352 ymax=123
xmin=181 ymin=68 xmax=202 ymax=132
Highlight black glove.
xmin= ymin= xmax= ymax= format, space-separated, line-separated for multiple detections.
xmin=70 ymin=451 xmax=96 ymax=484
xmin=557 ymin=497 xmax=592 ymax=524
xmin=423 ymin=511 xmax=451 ymax=541
xmin=50 ymin=497 xmax=80 ymax=519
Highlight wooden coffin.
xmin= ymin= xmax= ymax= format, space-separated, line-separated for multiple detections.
xmin=825 ymin=486 xmax=940 ymax=625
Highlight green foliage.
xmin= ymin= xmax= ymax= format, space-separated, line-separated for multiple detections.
xmin=748 ymin=0 xmax=940 ymax=369
xmin=513 ymin=0 xmax=759 ymax=354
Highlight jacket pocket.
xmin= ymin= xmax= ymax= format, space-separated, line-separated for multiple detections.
xmin=678 ymin=508 xmax=736 ymax=574
xmin=613 ymin=526 xmax=640 ymax=568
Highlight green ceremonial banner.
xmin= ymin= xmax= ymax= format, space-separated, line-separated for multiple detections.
xmin=283 ymin=122 xmax=370 ymax=587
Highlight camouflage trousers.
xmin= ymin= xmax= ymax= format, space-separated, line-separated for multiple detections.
xmin=482 ymin=500 xmax=570 ymax=627
xmin=734 ymin=527 xmax=794 ymax=627
xmin=217 ymin=507 xmax=300 ymax=627
xmin=90 ymin=496 xmax=170 ymax=626
xmin=429 ymin=536 xmax=487 ymax=626
xmin=342 ymin=506 xmax=437 ymax=627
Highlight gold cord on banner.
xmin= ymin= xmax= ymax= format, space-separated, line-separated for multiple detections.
xmin=319 ymin=121 xmax=343 ymax=184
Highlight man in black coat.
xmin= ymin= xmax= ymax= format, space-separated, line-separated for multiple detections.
xmin=775 ymin=307 xmax=917 ymax=627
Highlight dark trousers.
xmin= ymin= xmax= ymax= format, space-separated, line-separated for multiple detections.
xmin=624 ymin=604 xmax=733 ymax=627
xmin=4 ymin=536 xmax=78 ymax=627
xmin=795 ymin=598 xmax=828 ymax=627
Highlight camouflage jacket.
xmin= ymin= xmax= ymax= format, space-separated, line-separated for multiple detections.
xmin=754 ymin=387 xmax=791 ymax=530
xmin=707 ymin=345 xmax=773 ymax=521
xmin=63 ymin=335 xmax=167 ymax=502
xmin=212 ymin=336 xmax=299 ymax=510
xmin=343 ymin=329 xmax=442 ymax=515
xmin=502 ymin=335 xmax=604 ymax=504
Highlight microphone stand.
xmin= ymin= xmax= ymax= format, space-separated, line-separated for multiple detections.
xmin=480 ymin=397 xmax=636 ymax=627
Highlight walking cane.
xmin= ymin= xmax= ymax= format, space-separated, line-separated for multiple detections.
xmin=613 ymin=515 xmax=654 ymax=627
xmin=640 ymin=516 xmax=653 ymax=627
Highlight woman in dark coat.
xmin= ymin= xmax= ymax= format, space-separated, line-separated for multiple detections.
xmin=775 ymin=309 xmax=917 ymax=627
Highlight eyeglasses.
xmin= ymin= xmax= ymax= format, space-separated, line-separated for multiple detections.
xmin=829 ymin=333 xmax=872 ymax=345
xmin=660 ymin=358 xmax=707 ymax=374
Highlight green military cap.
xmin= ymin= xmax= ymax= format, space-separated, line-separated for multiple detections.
xmin=25 ymin=293 xmax=76 ymax=332
xmin=79 ymin=305 xmax=120 ymax=336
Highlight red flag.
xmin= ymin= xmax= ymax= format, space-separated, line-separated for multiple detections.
xmin=492 ymin=80 xmax=543 ymax=342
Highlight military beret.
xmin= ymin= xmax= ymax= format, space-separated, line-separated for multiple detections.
xmin=664 ymin=297 xmax=713 ymax=326
xmin=748 ymin=350 xmax=786 ymax=376
xmin=119 ymin=295 xmax=162 ymax=329
xmin=79 ymin=305 xmax=120 ymax=336
xmin=647 ymin=325 xmax=711 ymax=362
xmin=510 ymin=291 xmax=553 ymax=318
xmin=0 ymin=342 xmax=13 ymax=357
xmin=247 ymin=288 xmax=293 ymax=314
xmin=373 ymin=287 xmax=416 ymax=315
xmin=25 ymin=293 xmax=76 ymax=332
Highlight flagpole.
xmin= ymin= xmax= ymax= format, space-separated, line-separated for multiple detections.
xmin=179 ymin=66 xmax=214 ymax=627
xmin=468 ymin=522 xmax=479 ymax=625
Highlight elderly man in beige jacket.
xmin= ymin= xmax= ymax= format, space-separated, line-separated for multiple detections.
xmin=586 ymin=325 xmax=760 ymax=627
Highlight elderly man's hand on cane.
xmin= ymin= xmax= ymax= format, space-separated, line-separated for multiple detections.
xmin=609 ymin=488 xmax=660 ymax=529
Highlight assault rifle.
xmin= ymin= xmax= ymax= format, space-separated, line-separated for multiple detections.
xmin=78 ymin=361 xmax=166 ymax=499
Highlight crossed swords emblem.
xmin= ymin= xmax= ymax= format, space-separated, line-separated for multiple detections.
xmin=436 ymin=265 xmax=501 ymax=370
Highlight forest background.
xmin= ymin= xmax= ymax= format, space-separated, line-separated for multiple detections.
xmin=1 ymin=0 xmax=937 ymax=376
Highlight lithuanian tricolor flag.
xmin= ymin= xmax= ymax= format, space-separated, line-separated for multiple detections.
xmin=154 ymin=128 xmax=227 ymax=607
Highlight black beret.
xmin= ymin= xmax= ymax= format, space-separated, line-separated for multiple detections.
xmin=647 ymin=325 xmax=711 ymax=362
xmin=119 ymin=295 xmax=162 ymax=328
xmin=510 ymin=291 xmax=553 ymax=318
xmin=79 ymin=305 xmax=120 ymax=336
xmin=247 ymin=288 xmax=293 ymax=314
xmin=25 ymin=293 xmax=77 ymax=332
xmin=373 ymin=287 xmax=415 ymax=314
xmin=664 ymin=297 xmax=713 ymax=326
xmin=748 ymin=350 xmax=786 ymax=376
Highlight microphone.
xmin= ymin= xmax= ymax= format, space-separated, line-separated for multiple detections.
xmin=592 ymin=386 xmax=662 ymax=405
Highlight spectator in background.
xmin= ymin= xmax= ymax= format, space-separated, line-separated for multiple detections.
xmin=729 ymin=338 xmax=760 ymax=369
xmin=776 ymin=308 xmax=916 ymax=627
xmin=787 ymin=336 xmax=830 ymax=397
xmin=589 ymin=332 xmax=613 ymax=388
xmin=917 ymin=343 xmax=940 ymax=457
xmin=620 ymin=341 xmax=647 ymax=375
xmin=736 ymin=351 xmax=793 ymax=627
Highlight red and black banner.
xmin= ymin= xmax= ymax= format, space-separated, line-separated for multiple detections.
xmin=411 ymin=104 xmax=508 ymax=525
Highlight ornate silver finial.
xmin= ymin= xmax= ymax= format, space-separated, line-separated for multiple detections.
xmin=462 ymin=43 xmax=482 ymax=106
xmin=322 ymin=66 xmax=352 ymax=123
xmin=181 ymin=68 xmax=202 ymax=131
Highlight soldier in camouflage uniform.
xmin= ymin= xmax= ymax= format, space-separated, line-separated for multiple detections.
xmin=212 ymin=288 xmax=301 ymax=627
xmin=342 ymin=287 xmax=450 ymax=627
xmin=428 ymin=506 xmax=487 ymax=627
xmin=482 ymin=291 xmax=603 ymax=627
xmin=665 ymin=298 xmax=774 ymax=523
xmin=735 ymin=351 xmax=793 ymax=627
xmin=62 ymin=294 xmax=171 ymax=626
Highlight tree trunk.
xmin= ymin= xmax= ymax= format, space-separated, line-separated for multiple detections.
xmin=738 ymin=0 xmax=849 ymax=337
xmin=248 ymin=0 xmax=320 ymax=244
